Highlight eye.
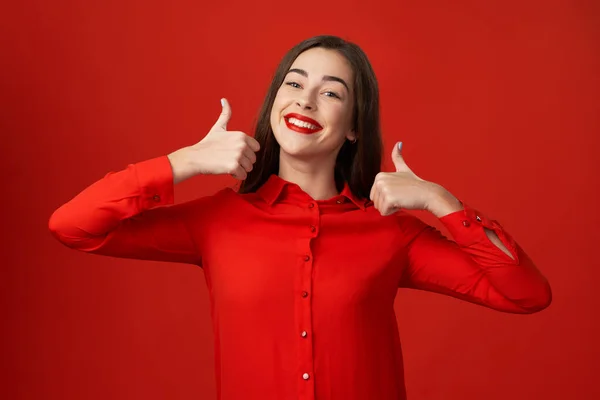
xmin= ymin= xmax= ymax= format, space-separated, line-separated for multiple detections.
xmin=285 ymin=81 xmax=301 ymax=88
xmin=324 ymin=91 xmax=340 ymax=99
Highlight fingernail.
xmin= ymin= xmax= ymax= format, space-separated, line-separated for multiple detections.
xmin=220 ymin=98 xmax=225 ymax=107
xmin=398 ymin=142 xmax=403 ymax=151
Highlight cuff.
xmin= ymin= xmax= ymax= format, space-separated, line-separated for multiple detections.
xmin=133 ymin=155 xmax=175 ymax=211
xmin=439 ymin=202 xmax=519 ymax=260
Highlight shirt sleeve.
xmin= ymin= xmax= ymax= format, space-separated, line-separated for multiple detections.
xmin=397 ymin=203 xmax=552 ymax=314
xmin=48 ymin=155 xmax=205 ymax=266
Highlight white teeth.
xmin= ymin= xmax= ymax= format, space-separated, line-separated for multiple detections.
xmin=288 ymin=117 xmax=319 ymax=130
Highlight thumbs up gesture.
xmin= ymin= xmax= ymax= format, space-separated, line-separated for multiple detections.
xmin=369 ymin=142 xmax=444 ymax=216
xmin=189 ymin=98 xmax=261 ymax=180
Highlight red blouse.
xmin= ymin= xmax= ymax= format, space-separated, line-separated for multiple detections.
xmin=49 ymin=155 xmax=551 ymax=400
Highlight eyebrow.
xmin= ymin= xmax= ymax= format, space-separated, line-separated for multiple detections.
xmin=286 ymin=68 xmax=350 ymax=92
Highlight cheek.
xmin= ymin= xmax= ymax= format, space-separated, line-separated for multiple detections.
xmin=270 ymin=89 xmax=291 ymax=121
xmin=273 ymin=88 xmax=285 ymax=109
xmin=326 ymin=104 xmax=352 ymax=130
xmin=270 ymin=93 xmax=284 ymax=130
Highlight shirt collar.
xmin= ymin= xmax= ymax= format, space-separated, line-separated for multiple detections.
xmin=256 ymin=174 xmax=367 ymax=211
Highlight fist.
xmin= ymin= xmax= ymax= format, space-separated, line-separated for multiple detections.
xmin=191 ymin=98 xmax=261 ymax=180
xmin=369 ymin=142 xmax=439 ymax=216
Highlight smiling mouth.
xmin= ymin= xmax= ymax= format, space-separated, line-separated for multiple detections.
xmin=284 ymin=113 xmax=323 ymax=134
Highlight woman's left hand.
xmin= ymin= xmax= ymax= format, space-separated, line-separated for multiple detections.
xmin=369 ymin=142 xmax=446 ymax=216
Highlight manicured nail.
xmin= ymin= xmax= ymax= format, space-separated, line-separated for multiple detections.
xmin=220 ymin=98 xmax=225 ymax=107
xmin=398 ymin=142 xmax=403 ymax=151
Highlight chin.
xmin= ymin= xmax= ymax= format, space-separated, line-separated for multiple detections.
xmin=276 ymin=136 xmax=313 ymax=158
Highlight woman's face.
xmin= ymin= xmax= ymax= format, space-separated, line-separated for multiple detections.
xmin=270 ymin=48 xmax=356 ymax=160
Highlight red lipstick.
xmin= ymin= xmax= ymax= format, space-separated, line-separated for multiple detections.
xmin=284 ymin=113 xmax=323 ymax=135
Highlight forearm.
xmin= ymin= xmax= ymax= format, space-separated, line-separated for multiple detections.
xmin=402 ymin=221 xmax=551 ymax=313
xmin=404 ymin=188 xmax=551 ymax=313
xmin=48 ymin=155 xmax=202 ymax=264
xmin=49 ymin=156 xmax=174 ymax=242
xmin=483 ymin=228 xmax=514 ymax=260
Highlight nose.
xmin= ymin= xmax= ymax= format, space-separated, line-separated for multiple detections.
xmin=296 ymin=94 xmax=315 ymax=110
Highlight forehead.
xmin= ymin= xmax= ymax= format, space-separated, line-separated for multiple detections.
xmin=290 ymin=48 xmax=353 ymax=82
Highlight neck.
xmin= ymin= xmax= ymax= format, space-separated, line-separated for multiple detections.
xmin=278 ymin=150 xmax=339 ymax=200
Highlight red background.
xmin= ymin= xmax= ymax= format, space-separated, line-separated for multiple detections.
xmin=2 ymin=0 xmax=599 ymax=399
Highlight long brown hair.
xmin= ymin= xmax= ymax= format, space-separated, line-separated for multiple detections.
xmin=239 ymin=35 xmax=382 ymax=200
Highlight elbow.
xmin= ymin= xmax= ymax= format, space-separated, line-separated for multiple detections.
xmin=48 ymin=206 xmax=78 ymax=248
xmin=48 ymin=208 xmax=67 ymax=243
xmin=48 ymin=207 xmax=62 ymax=235
xmin=519 ymin=279 xmax=553 ymax=314
xmin=48 ymin=206 xmax=107 ymax=252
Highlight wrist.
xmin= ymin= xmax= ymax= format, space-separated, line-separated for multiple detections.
xmin=167 ymin=147 xmax=200 ymax=185
xmin=425 ymin=183 xmax=463 ymax=218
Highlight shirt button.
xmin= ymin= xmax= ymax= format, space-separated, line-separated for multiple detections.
xmin=476 ymin=215 xmax=482 ymax=222
xmin=462 ymin=220 xmax=470 ymax=227
xmin=152 ymin=195 xmax=161 ymax=202
xmin=301 ymin=331 xmax=308 ymax=338
xmin=302 ymin=373 xmax=310 ymax=380
xmin=304 ymin=255 xmax=310 ymax=262
xmin=310 ymin=225 xmax=316 ymax=233
xmin=308 ymin=203 xmax=315 ymax=208
xmin=301 ymin=291 xmax=309 ymax=298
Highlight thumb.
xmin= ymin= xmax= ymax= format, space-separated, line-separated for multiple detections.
xmin=212 ymin=98 xmax=232 ymax=131
xmin=392 ymin=141 xmax=410 ymax=173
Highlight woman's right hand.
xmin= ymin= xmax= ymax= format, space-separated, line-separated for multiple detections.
xmin=168 ymin=98 xmax=261 ymax=184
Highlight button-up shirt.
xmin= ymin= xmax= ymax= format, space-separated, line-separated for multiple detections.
xmin=48 ymin=156 xmax=552 ymax=400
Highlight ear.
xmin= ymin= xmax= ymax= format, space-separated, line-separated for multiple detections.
xmin=346 ymin=130 xmax=357 ymax=142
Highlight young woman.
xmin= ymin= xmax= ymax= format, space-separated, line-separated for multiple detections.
xmin=49 ymin=35 xmax=552 ymax=400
